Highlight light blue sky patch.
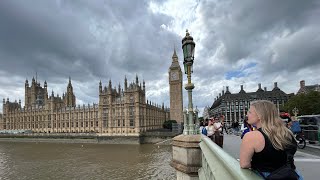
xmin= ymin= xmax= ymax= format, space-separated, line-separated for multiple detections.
xmin=225 ymin=62 xmax=257 ymax=80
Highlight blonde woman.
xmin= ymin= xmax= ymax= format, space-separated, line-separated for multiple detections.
xmin=240 ymin=100 xmax=303 ymax=179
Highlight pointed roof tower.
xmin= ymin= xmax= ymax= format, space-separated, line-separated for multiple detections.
xmin=169 ymin=46 xmax=181 ymax=70
xmin=109 ymin=79 xmax=112 ymax=89
xmin=136 ymin=74 xmax=139 ymax=84
xmin=124 ymin=75 xmax=128 ymax=90
xmin=67 ymin=76 xmax=73 ymax=91
xmin=99 ymin=80 xmax=102 ymax=93
xmin=172 ymin=45 xmax=178 ymax=59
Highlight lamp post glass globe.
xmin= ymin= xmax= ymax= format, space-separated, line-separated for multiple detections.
xmin=182 ymin=30 xmax=195 ymax=74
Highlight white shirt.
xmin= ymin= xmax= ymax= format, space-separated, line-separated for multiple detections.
xmin=214 ymin=122 xmax=222 ymax=132
xmin=207 ymin=125 xmax=215 ymax=136
xmin=241 ymin=124 xmax=247 ymax=131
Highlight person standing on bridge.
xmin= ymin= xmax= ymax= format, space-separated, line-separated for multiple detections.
xmin=240 ymin=100 xmax=303 ymax=180
xmin=213 ymin=116 xmax=224 ymax=148
xmin=220 ymin=115 xmax=229 ymax=134
xmin=206 ymin=118 xmax=215 ymax=141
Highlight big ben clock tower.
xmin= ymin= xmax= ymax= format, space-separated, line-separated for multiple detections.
xmin=169 ymin=48 xmax=183 ymax=123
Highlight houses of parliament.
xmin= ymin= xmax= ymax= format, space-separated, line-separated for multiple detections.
xmin=0 ymin=75 xmax=170 ymax=136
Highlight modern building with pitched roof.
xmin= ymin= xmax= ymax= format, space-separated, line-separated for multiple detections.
xmin=210 ymin=82 xmax=294 ymax=124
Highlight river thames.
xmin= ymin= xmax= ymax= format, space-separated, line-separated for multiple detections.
xmin=0 ymin=141 xmax=176 ymax=180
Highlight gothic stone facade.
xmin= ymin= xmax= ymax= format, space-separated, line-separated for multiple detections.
xmin=169 ymin=49 xmax=183 ymax=123
xmin=210 ymin=82 xmax=293 ymax=124
xmin=0 ymin=76 xmax=169 ymax=136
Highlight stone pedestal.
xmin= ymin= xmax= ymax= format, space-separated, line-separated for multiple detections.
xmin=171 ymin=134 xmax=201 ymax=180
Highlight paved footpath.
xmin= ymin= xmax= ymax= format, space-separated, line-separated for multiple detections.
xmin=223 ymin=134 xmax=320 ymax=180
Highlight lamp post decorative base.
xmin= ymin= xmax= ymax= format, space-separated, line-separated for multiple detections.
xmin=171 ymin=134 xmax=202 ymax=180
xmin=183 ymin=124 xmax=189 ymax=135
xmin=189 ymin=124 xmax=196 ymax=135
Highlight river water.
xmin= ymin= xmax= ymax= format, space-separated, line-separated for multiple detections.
xmin=0 ymin=142 xmax=176 ymax=180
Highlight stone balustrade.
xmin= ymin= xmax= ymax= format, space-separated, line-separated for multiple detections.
xmin=171 ymin=134 xmax=262 ymax=180
xmin=198 ymin=135 xmax=262 ymax=180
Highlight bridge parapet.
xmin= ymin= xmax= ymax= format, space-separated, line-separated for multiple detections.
xmin=171 ymin=134 xmax=202 ymax=180
xmin=198 ymin=135 xmax=262 ymax=180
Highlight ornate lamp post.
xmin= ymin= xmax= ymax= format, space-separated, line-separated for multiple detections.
xmin=182 ymin=30 xmax=196 ymax=135
xmin=292 ymin=107 xmax=299 ymax=118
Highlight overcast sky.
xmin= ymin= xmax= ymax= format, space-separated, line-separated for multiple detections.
xmin=1 ymin=0 xmax=320 ymax=116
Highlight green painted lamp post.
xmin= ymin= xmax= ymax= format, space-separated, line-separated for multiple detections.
xmin=182 ymin=29 xmax=197 ymax=135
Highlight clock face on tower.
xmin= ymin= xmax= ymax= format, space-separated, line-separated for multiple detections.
xmin=171 ymin=71 xmax=179 ymax=81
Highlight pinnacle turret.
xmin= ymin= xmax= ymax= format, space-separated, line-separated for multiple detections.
xmin=172 ymin=46 xmax=178 ymax=59
xmin=136 ymin=74 xmax=139 ymax=84
xmin=124 ymin=76 xmax=128 ymax=90
xmin=99 ymin=80 xmax=102 ymax=93
xmin=169 ymin=47 xmax=180 ymax=70
xmin=143 ymin=80 xmax=145 ymax=91
xmin=109 ymin=79 xmax=112 ymax=89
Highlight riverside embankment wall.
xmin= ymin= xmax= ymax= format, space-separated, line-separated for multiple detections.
xmin=0 ymin=132 xmax=179 ymax=144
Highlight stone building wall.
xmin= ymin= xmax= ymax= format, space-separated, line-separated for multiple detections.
xmin=0 ymin=76 xmax=169 ymax=136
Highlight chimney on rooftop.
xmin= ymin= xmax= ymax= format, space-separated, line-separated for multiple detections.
xmin=300 ymin=80 xmax=305 ymax=88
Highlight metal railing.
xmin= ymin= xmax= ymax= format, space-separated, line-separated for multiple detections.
xmin=198 ymin=135 xmax=262 ymax=180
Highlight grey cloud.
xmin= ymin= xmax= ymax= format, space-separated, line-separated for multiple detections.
xmin=1 ymin=0 xmax=320 ymax=115
xmin=0 ymin=0 xmax=179 ymax=81
xmin=265 ymin=25 xmax=320 ymax=72
xmin=0 ymin=0 xmax=102 ymax=79
xmin=200 ymin=0 xmax=320 ymax=71
xmin=0 ymin=0 xmax=182 ymax=111
xmin=187 ymin=0 xmax=320 ymax=111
